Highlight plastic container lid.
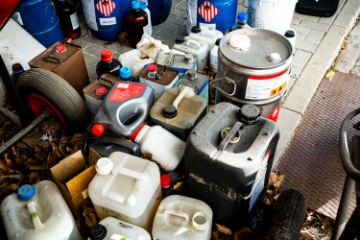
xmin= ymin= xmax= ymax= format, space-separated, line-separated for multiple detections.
xmin=120 ymin=67 xmax=132 ymax=79
xmin=237 ymin=12 xmax=248 ymax=23
xmin=17 ymin=184 xmax=36 ymax=201
xmin=12 ymin=63 xmax=24 ymax=76
xmin=191 ymin=25 xmax=201 ymax=33
xmin=91 ymin=123 xmax=105 ymax=137
xmin=238 ymin=105 xmax=260 ymax=124
xmin=96 ymin=158 xmax=114 ymax=175
xmin=96 ymin=86 xmax=108 ymax=96
xmin=89 ymin=224 xmax=107 ymax=240
xmin=285 ymin=30 xmax=295 ymax=38
xmin=55 ymin=43 xmax=67 ymax=53
xmin=139 ymin=1 xmax=148 ymax=9
xmin=160 ymin=174 xmax=171 ymax=188
xmin=175 ymin=37 xmax=185 ymax=44
xmin=101 ymin=49 xmax=112 ymax=63
xmin=132 ymin=1 xmax=141 ymax=10
xmin=162 ymin=105 xmax=177 ymax=119
xmin=147 ymin=64 xmax=157 ymax=72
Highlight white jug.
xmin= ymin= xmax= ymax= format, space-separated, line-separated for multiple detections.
xmin=88 ymin=152 xmax=161 ymax=231
xmin=136 ymin=34 xmax=170 ymax=60
xmin=173 ymin=37 xmax=209 ymax=72
xmin=152 ymin=195 xmax=213 ymax=240
xmin=1 ymin=180 xmax=82 ymax=240
xmin=130 ymin=124 xmax=186 ymax=171
xmin=119 ymin=49 xmax=154 ymax=77
xmin=189 ymin=25 xmax=223 ymax=49
xmin=88 ymin=217 xmax=151 ymax=240
xmin=156 ymin=48 xmax=196 ymax=74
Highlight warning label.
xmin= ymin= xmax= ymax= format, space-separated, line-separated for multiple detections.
xmin=245 ymin=69 xmax=289 ymax=100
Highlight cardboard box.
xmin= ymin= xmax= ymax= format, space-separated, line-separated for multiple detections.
xmin=29 ymin=41 xmax=89 ymax=93
xmin=50 ymin=150 xmax=99 ymax=216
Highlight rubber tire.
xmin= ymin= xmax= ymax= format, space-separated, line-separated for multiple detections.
xmin=16 ymin=68 xmax=88 ymax=130
xmin=262 ymin=189 xmax=307 ymax=240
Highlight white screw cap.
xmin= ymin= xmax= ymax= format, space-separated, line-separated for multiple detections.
xmin=267 ymin=52 xmax=282 ymax=63
xmin=95 ymin=158 xmax=114 ymax=175
xmin=229 ymin=34 xmax=251 ymax=51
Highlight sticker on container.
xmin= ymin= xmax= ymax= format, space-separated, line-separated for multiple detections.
xmin=109 ymin=83 xmax=145 ymax=103
xmin=70 ymin=13 xmax=80 ymax=30
xmin=96 ymin=0 xmax=116 ymax=17
xmin=245 ymin=69 xmax=289 ymax=100
xmin=99 ymin=17 xmax=117 ymax=26
xmin=81 ymin=0 xmax=98 ymax=31
xmin=198 ymin=0 xmax=218 ymax=22
xmin=248 ymin=151 xmax=270 ymax=212
xmin=12 ymin=12 xmax=23 ymax=26
xmin=199 ymin=22 xmax=216 ymax=31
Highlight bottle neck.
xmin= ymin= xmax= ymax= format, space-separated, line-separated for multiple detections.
xmin=129 ymin=124 xmax=149 ymax=143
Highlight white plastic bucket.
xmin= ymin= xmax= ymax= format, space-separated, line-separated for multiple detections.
xmin=248 ymin=0 xmax=298 ymax=33
xmin=1 ymin=180 xmax=81 ymax=240
xmin=152 ymin=195 xmax=213 ymax=240
xmin=88 ymin=152 xmax=161 ymax=231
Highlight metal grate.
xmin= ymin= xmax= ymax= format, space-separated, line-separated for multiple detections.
xmin=278 ymin=72 xmax=360 ymax=219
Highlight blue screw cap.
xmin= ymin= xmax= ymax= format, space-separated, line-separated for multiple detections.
xmin=120 ymin=67 xmax=132 ymax=79
xmin=17 ymin=184 xmax=36 ymax=201
xmin=140 ymin=2 xmax=147 ymax=10
xmin=237 ymin=12 xmax=248 ymax=23
xmin=132 ymin=1 xmax=141 ymax=10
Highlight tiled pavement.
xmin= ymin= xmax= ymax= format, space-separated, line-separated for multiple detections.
xmin=73 ymin=0 xmax=360 ymax=167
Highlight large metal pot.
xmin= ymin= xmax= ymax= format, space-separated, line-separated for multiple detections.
xmin=215 ymin=28 xmax=293 ymax=105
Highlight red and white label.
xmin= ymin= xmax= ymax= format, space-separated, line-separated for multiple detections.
xmin=109 ymin=83 xmax=145 ymax=103
xmin=198 ymin=0 xmax=218 ymax=22
xmin=245 ymin=69 xmax=289 ymax=100
xmin=96 ymin=0 xmax=116 ymax=17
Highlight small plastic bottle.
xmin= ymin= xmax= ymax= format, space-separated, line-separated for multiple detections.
xmin=140 ymin=2 xmax=152 ymax=36
xmin=129 ymin=124 xmax=186 ymax=171
xmin=125 ymin=1 xmax=149 ymax=48
xmin=96 ymin=49 xmax=121 ymax=78
xmin=120 ymin=66 xmax=139 ymax=82
xmin=210 ymin=38 xmax=221 ymax=73
xmin=54 ymin=0 xmax=81 ymax=39
xmin=231 ymin=12 xmax=250 ymax=31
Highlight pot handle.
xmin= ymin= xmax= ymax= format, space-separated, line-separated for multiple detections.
xmin=212 ymin=77 xmax=237 ymax=96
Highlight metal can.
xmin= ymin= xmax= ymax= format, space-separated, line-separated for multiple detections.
xmin=215 ymin=28 xmax=293 ymax=105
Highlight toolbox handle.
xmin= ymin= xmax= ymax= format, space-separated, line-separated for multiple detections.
xmin=218 ymin=122 xmax=243 ymax=151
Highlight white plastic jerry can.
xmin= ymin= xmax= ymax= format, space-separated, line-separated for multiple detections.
xmin=88 ymin=217 xmax=151 ymax=240
xmin=130 ymin=123 xmax=186 ymax=171
xmin=1 ymin=180 xmax=82 ymax=240
xmin=152 ymin=195 xmax=213 ymax=240
xmin=88 ymin=152 xmax=162 ymax=231
xmin=189 ymin=25 xmax=223 ymax=50
xmin=118 ymin=49 xmax=154 ymax=77
xmin=173 ymin=37 xmax=209 ymax=72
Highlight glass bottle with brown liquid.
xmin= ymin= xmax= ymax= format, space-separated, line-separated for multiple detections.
xmin=125 ymin=1 xmax=148 ymax=48
xmin=54 ymin=0 xmax=81 ymax=40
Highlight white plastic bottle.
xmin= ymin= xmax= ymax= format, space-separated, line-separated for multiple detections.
xmin=1 ymin=180 xmax=82 ymax=240
xmin=140 ymin=2 xmax=152 ymax=35
xmin=210 ymin=38 xmax=221 ymax=73
xmin=130 ymin=123 xmax=186 ymax=171
xmin=189 ymin=25 xmax=224 ymax=49
xmin=88 ymin=217 xmax=151 ymax=240
xmin=88 ymin=152 xmax=161 ymax=231
xmin=152 ymin=195 xmax=213 ymax=240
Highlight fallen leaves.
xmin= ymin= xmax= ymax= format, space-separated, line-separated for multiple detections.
xmin=300 ymin=209 xmax=334 ymax=240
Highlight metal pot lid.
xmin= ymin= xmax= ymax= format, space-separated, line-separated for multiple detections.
xmin=219 ymin=29 xmax=293 ymax=69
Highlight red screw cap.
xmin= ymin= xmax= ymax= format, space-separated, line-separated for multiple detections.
xmin=101 ymin=49 xmax=112 ymax=63
xmin=161 ymin=174 xmax=171 ymax=188
xmin=95 ymin=86 xmax=108 ymax=96
xmin=147 ymin=64 xmax=157 ymax=72
xmin=91 ymin=123 xmax=105 ymax=137
xmin=55 ymin=43 xmax=67 ymax=53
